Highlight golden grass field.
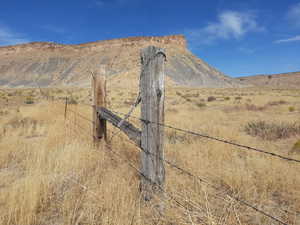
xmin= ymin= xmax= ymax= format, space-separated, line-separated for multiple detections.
xmin=0 ymin=84 xmax=300 ymax=225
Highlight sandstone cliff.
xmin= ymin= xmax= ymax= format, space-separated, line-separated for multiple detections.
xmin=0 ymin=35 xmax=241 ymax=88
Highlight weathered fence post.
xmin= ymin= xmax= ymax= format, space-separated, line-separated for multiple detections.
xmin=92 ymin=69 xmax=107 ymax=144
xmin=140 ymin=46 xmax=166 ymax=201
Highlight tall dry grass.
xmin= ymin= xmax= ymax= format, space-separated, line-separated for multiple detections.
xmin=0 ymin=87 xmax=299 ymax=224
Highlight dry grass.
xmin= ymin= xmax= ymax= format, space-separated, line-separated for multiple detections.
xmin=245 ymin=120 xmax=300 ymax=140
xmin=0 ymin=86 xmax=300 ymax=225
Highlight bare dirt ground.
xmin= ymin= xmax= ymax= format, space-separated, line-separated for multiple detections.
xmin=0 ymin=86 xmax=299 ymax=225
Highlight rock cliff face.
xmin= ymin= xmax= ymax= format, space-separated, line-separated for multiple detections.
xmin=0 ymin=35 xmax=241 ymax=88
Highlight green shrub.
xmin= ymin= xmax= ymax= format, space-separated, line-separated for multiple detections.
xmin=196 ymin=102 xmax=206 ymax=108
xmin=289 ymin=106 xmax=295 ymax=112
xmin=24 ymin=97 xmax=34 ymax=104
xmin=245 ymin=120 xmax=300 ymax=140
xmin=290 ymin=140 xmax=300 ymax=154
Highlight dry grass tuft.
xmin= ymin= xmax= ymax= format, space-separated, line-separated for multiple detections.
xmin=244 ymin=120 xmax=300 ymax=140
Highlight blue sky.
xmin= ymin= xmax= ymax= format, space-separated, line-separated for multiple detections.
xmin=0 ymin=0 xmax=300 ymax=77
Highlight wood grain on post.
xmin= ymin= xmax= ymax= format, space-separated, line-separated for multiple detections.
xmin=140 ymin=46 xmax=166 ymax=201
xmin=92 ymin=68 xmax=107 ymax=144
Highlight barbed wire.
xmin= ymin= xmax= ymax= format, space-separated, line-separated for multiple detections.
xmin=102 ymin=143 xmax=211 ymax=225
xmin=63 ymin=101 xmax=291 ymax=224
xmin=105 ymin=108 xmax=300 ymax=164
xmin=65 ymin=122 xmax=209 ymax=223
xmin=67 ymin=108 xmax=94 ymax=124
xmin=79 ymin=103 xmax=300 ymax=163
xmin=105 ymin=127 xmax=290 ymax=225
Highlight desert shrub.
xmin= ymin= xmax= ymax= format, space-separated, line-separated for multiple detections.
xmin=207 ymin=96 xmax=216 ymax=102
xmin=235 ymin=96 xmax=242 ymax=100
xmin=24 ymin=96 xmax=34 ymax=104
xmin=244 ymin=104 xmax=267 ymax=111
xmin=196 ymin=102 xmax=206 ymax=108
xmin=244 ymin=120 xmax=300 ymax=140
xmin=0 ymin=109 xmax=9 ymax=116
xmin=224 ymin=97 xmax=230 ymax=101
xmin=166 ymin=130 xmax=191 ymax=144
xmin=267 ymin=100 xmax=287 ymax=106
xmin=289 ymin=106 xmax=295 ymax=112
xmin=290 ymin=140 xmax=300 ymax=154
xmin=175 ymin=91 xmax=182 ymax=96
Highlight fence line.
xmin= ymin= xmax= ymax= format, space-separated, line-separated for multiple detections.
xmin=35 ymin=45 xmax=298 ymax=224
xmin=64 ymin=114 xmax=211 ymax=224
xmin=106 ymin=108 xmax=300 ymax=164
xmin=44 ymin=90 xmax=296 ymax=224
xmin=63 ymin=102 xmax=290 ymax=225
xmin=75 ymin=102 xmax=300 ymax=164
xmin=78 ymin=103 xmax=300 ymax=164
xmin=105 ymin=121 xmax=291 ymax=225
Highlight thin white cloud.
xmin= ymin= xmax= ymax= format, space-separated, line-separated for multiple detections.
xmin=274 ymin=35 xmax=300 ymax=43
xmin=287 ymin=2 xmax=300 ymax=27
xmin=0 ymin=24 xmax=30 ymax=46
xmin=186 ymin=10 xmax=263 ymax=46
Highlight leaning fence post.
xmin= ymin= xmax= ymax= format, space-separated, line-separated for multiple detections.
xmin=92 ymin=69 xmax=107 ymax=144
xmin=140 ymin=46 xmax=166 ymax=201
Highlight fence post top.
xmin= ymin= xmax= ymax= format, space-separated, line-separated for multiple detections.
xmin=141 ymin=46 xmax=166 ymax=64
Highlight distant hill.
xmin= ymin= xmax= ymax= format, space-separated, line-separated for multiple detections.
xmin=236 ymin=71 xmax=300 ymax=89
xmin=0 ymin=35 xmax=241 ymax=88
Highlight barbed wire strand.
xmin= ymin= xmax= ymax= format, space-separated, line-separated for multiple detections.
xmin=102 ymin=143 xmax=210 ymax=225
xmin=68 ymin=108 xmax=94 ymax=124
xmin=65 ymin=104 xmax=290 ymax=224
xmin=106 ymin=108 xmax=300 ymax=164
xmin=65 ymin=119 xmax=209 ymax=223
xmin=105 ymin=128 xmax=289 ymax=225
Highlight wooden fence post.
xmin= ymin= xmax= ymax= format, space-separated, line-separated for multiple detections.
xmin=140 ymin=46 xmax=166 ymax=201
xmin=92 ymin=70 xmax=107 ymax=144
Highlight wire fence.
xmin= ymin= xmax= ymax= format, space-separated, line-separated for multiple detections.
xmin=82 ymin=103 xmax=300 ymax=164
xmin=57 ymin=99 xmax=299 ymax=225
